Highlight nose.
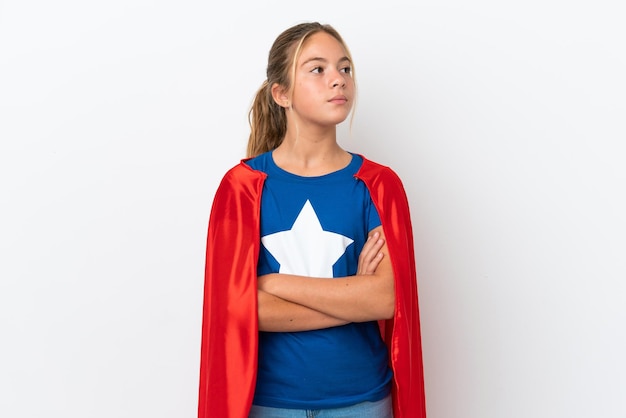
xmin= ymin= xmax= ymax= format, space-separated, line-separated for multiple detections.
xmin=331 ymin=70 xmax=346 ymax=88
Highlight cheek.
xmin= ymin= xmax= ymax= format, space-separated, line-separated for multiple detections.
xmin=294 ymin=84 xmax=322 ymax=102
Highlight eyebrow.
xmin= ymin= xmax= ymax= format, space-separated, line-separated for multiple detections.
xmin=300 ymin=56 xmax=351 ymax=67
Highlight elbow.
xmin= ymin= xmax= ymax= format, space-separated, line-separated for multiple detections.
xmin=369 ymin=285 xmax=395 ymax=320
xmin=380 ymin=295 xmax=395 ymax=320
xmin=379 ymin=272 xmax=395 ymax=319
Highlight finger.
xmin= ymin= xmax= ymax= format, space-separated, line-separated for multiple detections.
xmin=358 ymin=235 xmax=385 ymax=275
xmin=362 ymin=237 xmax=384 ymax=266
xmin=362 ymin=251 xmax=384 ymax=274
xmin=359 ymin=232 xmax=381 ymax=262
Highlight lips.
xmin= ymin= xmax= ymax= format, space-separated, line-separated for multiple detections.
xmin=329 ymin=95 xmax=348 ymax=104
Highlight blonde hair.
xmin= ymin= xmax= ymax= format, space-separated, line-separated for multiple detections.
xmin=246 ymin=22 xmax=356 ymax=158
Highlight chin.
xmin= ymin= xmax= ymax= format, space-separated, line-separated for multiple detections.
xmin=330 ymin=112 xmax=352 ymax=125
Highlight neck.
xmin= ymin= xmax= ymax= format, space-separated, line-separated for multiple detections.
xmin=273 ymin=130 xmax=351 ymax=177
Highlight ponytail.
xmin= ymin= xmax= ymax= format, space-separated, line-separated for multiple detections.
xmin=246 ymin=80 xmax=287 ymax=158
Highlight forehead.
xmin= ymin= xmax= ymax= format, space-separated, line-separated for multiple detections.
xmin=297 ymin=31 xmax=347 ymax=62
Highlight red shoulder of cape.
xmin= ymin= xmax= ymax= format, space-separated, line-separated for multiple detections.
xmin=198 ymin=157 xmax=426 ymax=418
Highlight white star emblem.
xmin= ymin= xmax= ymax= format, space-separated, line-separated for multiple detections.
xmin=261 ymin=200 xmax=353 ymax=278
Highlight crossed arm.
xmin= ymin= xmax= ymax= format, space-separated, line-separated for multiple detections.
xmin=257 ymin=226 xmax=395 ymax=332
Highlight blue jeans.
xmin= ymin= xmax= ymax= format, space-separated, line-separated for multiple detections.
xmin=248 ymin=395 xmax=393 ymax=418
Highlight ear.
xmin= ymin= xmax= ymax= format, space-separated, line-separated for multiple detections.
xmin=271 ymin=83 xmax=290 ymax=108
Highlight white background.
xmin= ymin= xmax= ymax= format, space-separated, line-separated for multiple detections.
xmin=1 ymin=1 xmax=625 ymax=417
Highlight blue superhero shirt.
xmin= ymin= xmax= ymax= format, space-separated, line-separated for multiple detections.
xmin=246 ymin=151 xmax=393 ymax=409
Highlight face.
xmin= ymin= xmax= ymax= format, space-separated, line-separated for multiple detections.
xmin=286 ymin=32 xmax=355 ymax=129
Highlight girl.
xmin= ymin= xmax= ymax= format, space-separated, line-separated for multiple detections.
xmin=198 ymin=22 xmax=426 ymax=418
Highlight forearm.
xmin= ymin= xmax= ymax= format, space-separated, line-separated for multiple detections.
xmin=257 ymin=289 xmax=348 ymax=332
xmin=258 ymin=271 xmax=395 ymax=323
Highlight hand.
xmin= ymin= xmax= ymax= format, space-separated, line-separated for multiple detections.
xmin=357 ymin=231 xmax=385 ymax=276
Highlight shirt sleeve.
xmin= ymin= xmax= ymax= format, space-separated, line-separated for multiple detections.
xmin=365 ymin=188 xmax=382 ymax=232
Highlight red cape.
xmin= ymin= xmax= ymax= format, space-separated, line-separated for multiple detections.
xmin=198 ymin=157 xmax=426 ymax=417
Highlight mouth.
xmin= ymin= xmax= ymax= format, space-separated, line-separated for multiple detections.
xmin=329 ymin=95 xmax=348 ymax=104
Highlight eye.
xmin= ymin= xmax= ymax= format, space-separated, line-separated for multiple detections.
xmin=340 ymin=66 xmax=352 ymax=75
xmin=311 ymin=66 xmax=324 ymax=74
